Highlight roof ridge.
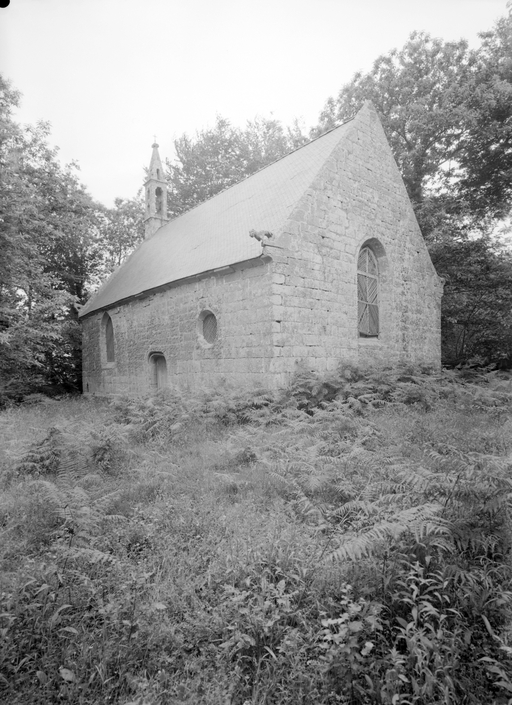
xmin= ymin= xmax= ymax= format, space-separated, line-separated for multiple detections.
xmin=161 ymin=116 xmax=356 ymax=228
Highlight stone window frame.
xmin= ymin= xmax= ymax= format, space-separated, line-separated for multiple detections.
xmin=356 ymin=239 xmax=388 ymax=342
xmin=100 ymin=312 xmax=116 ymax=368
xmin=197 ymin=309 xmax=218 ymax=348
xmin=358 ymin=247 xmax=379 ymax=338
xmin=148 ymin=351 xmax=168 ymax=390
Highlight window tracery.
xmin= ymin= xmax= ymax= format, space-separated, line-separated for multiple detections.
xmin=357 ymin=247 xmax=379 ymax=338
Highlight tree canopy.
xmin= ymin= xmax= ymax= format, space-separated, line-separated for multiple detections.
xmin=1 ymin=77 xmax=94 ymax=396
xmin=0 ymin=75 xmax=145 ymax=400
xmin=318 ymin=19 xmax=512 ymax=224
xmin=95 ymin=196 xmax=145 ymax=277
xmin=166 ymin=115 xmax=307 ymax=217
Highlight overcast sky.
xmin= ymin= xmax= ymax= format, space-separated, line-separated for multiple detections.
xmin=0 ymin=0 xmax=508 ymax=207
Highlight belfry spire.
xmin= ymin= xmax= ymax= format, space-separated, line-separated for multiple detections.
xmin=144 ymin=141 xmax=169 ymax=239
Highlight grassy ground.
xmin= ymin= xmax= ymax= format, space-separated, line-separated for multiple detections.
xmin=2 ymin=367 xmax=512 ymax=704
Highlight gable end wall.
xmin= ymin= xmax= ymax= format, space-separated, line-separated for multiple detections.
xmin=267 ymin=105 xmax=442 ymax=384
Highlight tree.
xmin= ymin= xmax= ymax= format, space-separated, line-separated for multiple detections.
xmin=318 ymin=33 xmax=478 ymax=207
xmin=455 ymin=16 xmax=512 ymax=219
xmin=0 ymin=75 xmax=103 ymax=398
xmin=95 ymin=196 xmax=145 ymax=279
xmin=318 ymin=19 xmax=512 ymax=223
xmin=430 ymin=229 xmax=512 ymax=366
xmin=166 ymin=115 xmax=308 ymax=217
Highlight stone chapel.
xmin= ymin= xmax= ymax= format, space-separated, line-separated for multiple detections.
xmin=79 ymin=102 xmax=443 ymax=395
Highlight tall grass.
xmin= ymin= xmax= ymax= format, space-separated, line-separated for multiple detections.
xmin=1 ymin=368 xmax=512 ymax=704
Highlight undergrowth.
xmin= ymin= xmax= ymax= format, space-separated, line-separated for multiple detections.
xmin=1 ymin=365 xmax=512 ymax=704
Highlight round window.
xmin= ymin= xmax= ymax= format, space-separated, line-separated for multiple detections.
xmin=202 ymin=313 xmax=217 ymax=343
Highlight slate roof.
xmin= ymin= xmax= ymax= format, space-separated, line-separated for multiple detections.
xmin=80 ymin=117 xmax=355 ymax=317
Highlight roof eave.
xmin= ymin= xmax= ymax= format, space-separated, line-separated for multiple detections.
xmin=78 ymin=251 xmax=275 ymax=320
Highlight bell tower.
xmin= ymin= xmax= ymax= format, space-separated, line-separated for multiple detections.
xmin=144 ymin=141 xmax=169 ymax=239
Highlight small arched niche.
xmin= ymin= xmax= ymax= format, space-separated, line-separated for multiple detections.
xmin=149 ymin=352 xmax=168 ymax=390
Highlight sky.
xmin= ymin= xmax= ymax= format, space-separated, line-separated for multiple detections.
xmin=0 ymin=0 xmax=509 ymax=207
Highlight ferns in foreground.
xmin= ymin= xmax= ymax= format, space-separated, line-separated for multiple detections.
xmin=322 ymin=451 xmax=512 ymax=703
xmin=264 ymin=434 xmax=512 ymax=703
xmin=2 ymin=370 xmax=512 ymax=704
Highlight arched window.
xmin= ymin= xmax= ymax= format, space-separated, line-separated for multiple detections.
xmin=149 ymin=352 xmax=168 ymax=390
xmin=103 ymin=312 xmax=115 ymax=362
xmin=202 ymin=313 xmax=217 ymax=343
xmin=357 ymin=247 xmax=379 ymax=338
xmin=155 ymin=187 xmax=163 ymax=215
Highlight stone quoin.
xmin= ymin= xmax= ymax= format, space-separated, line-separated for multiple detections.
xmin=79 ymin=103 xmax=443 ymax=395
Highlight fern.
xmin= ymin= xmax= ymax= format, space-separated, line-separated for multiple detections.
xmin=329 ymin=504 xmax=449 ymax=562
xmin=14 ymin=427 xmax=63 ymax=475
xmin=3 ymin=369 xmax=512 ymax=705
xmin=57 ymin=545 xmax=117 ymax=566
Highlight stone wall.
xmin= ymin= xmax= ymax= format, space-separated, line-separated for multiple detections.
xmin=82 ymin=260 xmax=274 ymax=396
xmin=267 ymin=103 xmax=443 ymax=386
